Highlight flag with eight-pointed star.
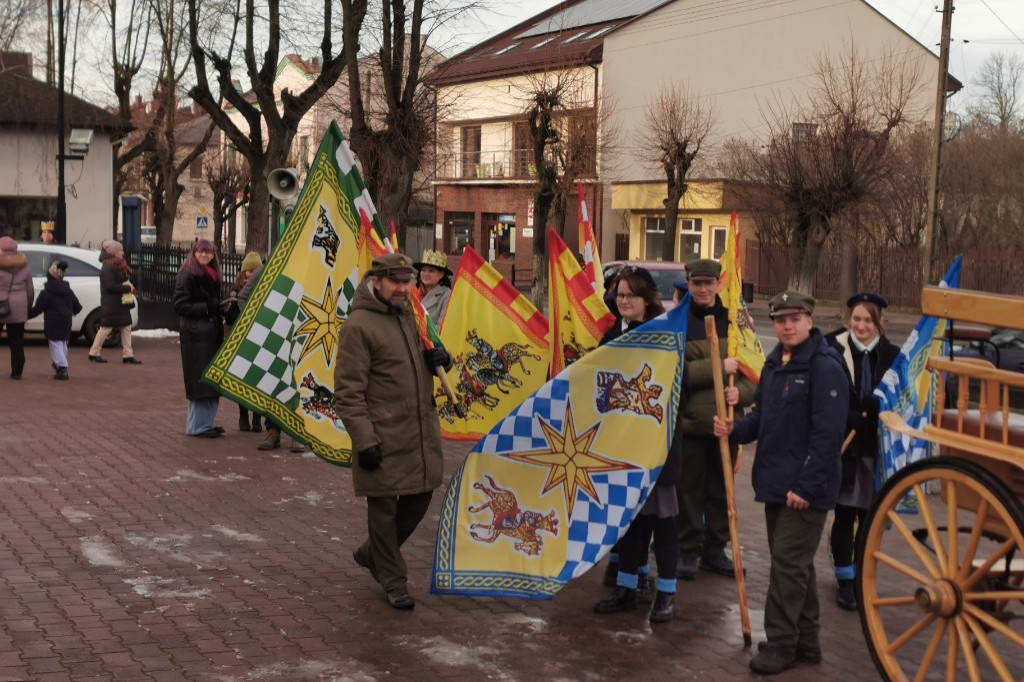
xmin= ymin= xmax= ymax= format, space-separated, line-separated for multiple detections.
xmin=432 ymin=295 xmax=691 ymax=598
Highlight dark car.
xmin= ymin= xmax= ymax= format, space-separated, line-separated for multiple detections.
xmin=602 ymin=260 xmax=688 ymax=311
xmin=948 ymin=326 xmax=1024 ymax=408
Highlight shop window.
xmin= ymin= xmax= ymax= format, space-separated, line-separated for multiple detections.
xmin=483 ymin=213 xmax=515 ymax=259
xmin=445 ymin=211 xmax=474 ymax=254
xmin=643 ymin=217 xmax=666 ymax=260
xmin=711 ymin=226 xmax=727 ymax=259
xmin=679 ymin=218 xmax=702 ymax=260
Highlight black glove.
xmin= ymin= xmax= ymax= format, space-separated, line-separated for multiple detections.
xmin=208 ymin=299 xmax=221 ymax=317
xmin=424 ymin=346 xmax=452 ymax=371
xmin=357 ymin=445 xmax=383 ymax=470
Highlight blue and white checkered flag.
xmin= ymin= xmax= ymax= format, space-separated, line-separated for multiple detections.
xmin=432 ymin=296 xmax=690 ymax=599
xmin=874 ymin=255 xmax=963 ymax=488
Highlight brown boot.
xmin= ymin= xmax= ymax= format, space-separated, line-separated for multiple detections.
xmin=257 ymin=427 xmax=281 ymax=450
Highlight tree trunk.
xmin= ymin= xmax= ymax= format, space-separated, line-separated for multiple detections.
xmin=213 ymin=214 xmax=224 ymax=252
xmin=787 ymin=215 xmax=825 ymax=294
xmin=227 ymin=212 xmax=237 ymax=255
xmin=531 ymin=250 xmax=547 ymax=314
xmin=247 ymin=158 xmax=269 ymax=256
xmin=660 ymin=186 xmax=685 ymax=262
xmin=838 ymin=223 xmax=858 ymax=315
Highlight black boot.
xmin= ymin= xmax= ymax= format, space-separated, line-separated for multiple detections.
xmin=238 ymin=409 xmax=251 ymax=432
xmin=55 ymin=366 xmax=69 ymax=380
xmin=636 ymin=574 xmax=655 ymax=604
xmin=251 ymin=414 xmax=262 ymax=433
xmin=602 ymin=560 xmax=619 ymax=587
xmin=836 ymin=579 xmax=858 ymax=611
xmin=649 ymin=591 xmax=675 ymax=623
xmin=594 ymin=587 xmax=637 ymax=613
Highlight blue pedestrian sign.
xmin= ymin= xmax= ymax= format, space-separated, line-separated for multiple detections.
xmin=196 ymin=216 xmax=209 ymax=230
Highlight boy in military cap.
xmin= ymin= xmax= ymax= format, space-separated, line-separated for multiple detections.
xmin=714 ymin=290 xmax=848 ymax=674
xmin=674 ymin=258 xmax=756 ymax=579
xmin=334 ymin=252 xmax=453 ymax=610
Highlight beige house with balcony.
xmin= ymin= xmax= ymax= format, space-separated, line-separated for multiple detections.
xmin=433 ymin=0 xmax=954 ymax=269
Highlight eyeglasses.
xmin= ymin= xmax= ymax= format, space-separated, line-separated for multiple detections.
xmin=615 ymin=293 xmax=641 ymax=301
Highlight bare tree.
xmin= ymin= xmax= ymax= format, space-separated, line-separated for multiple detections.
xmin=721 ymin=45 xmax=925 ymax=293
xmin=205 ymin=149 xmax=250 ymax=252
xmin=186 ymin=0 xmax=346 ymax=255
xmin=636 ymin=82 xmax=716 ymax=262
xmin=521 ymin=69 xmax=610 ymax=307
xmin=968 ymin=51 xmax=1024 ymax=133
xmin=0 ymin=0 xmax=43 ymax=51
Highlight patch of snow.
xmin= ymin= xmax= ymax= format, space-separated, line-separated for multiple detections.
xmin=132 ymin=328 xmax=179 ymax=338
xmin=61 ymin=507 xmax=92 ymax=523
xmin=212 ymin=525 xmax=263 ymax=543
xmin=80 ymin=537 xmax=123 ymax=567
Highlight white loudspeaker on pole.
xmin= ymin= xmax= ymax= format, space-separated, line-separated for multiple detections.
xmin=267 ymin=168 xmax=299 ymax=204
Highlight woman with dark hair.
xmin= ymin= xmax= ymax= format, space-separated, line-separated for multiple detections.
xmin=88 ymin=240 xmax=140 ymax=364
xmin=0 ymin=236 xmax=34 ymax=379
xmin=173 ymin=239 xmax=225 ymax=438
xmin=594 ymin=266 xmax=681 ymax=624
xmin=825 ymin=292 xmax=899 ymax=611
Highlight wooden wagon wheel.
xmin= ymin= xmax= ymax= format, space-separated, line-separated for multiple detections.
xmin=857 ymin=458 xmax=1024 ymax=682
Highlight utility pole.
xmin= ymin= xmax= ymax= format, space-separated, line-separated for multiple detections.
xmin=922 ymin=0 xmax=954 ymax=286
xmin=56 ymin=0 xmax=67 ymax=245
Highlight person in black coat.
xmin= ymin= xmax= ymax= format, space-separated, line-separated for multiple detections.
xmin=173 ymin=240 xmax=224 ymax=438
xmin=593 ymin=266 xmax=679 ymax=624
xmin=28 ymin=261 xmax=82 ymax=379
xmin=715 ymin=290 xmax=848 ymax=675
xmin=824 ymin=293 xmax=900 ymax=612
xmin=88 ymin=240 xmax=141 ymax=364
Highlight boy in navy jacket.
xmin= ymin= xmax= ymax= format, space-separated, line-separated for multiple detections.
xmin=28 ymin=261 xmax=82 ymax=380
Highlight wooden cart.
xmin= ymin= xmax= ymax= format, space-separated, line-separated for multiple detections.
xmin=857 ymin=287 xmax=1024 ymax=682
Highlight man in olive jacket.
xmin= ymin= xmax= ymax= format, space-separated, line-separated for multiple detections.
xmin=334 ymin=253 xmax=452 ymax=610
xmin=675 ymin=259 xmax=756 ymax=579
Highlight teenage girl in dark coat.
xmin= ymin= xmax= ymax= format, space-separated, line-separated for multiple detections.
xmin=173 ymin=240 xmax=224 ymax=438
xmin=825 ymin=292 xmax=899 ymax=612
xmin=593 ymin=266 xmax=680 ymax=623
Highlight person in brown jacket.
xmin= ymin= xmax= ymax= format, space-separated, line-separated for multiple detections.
xmin=333 ymin=253 xmax=452 ymax=610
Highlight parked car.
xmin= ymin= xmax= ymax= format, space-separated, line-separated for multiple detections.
xmin=948 ymin=326 xmax=1024 ymax=408
xmin=602 ymin=260 xmax=688 ymax=310
xmin=20 ymin=243 xmax=140 ymax=344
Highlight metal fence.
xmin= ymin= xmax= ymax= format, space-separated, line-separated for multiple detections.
xmin=748 ymin=241 xmax=1024 ymax=307
xmin=126 ymin=245 xmax=245 ymax=303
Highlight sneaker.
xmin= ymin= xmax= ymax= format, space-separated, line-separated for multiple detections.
xmin=593 ymin=587 xmax=638 ymax=613
xmin=750 ymin=645 xmax=797 ymax=675
xmin=55 ymin=367 xmax=69 ymax=380
xmin=385 ymin=586 xmax=415 ymax=610
xmin=353 ymin=548 xmax=379 ymax=582
xmin=700 ymin=553 xmax=738 ymax=577
xmin=836 ymin=581 xmax=858 ymax=611
xmin=758 ymin=641 xmax=821 ymax=665
xmin=649 ymin=591 xmax=675 ymax=623
xmin=636 ymin=575 xmax=655 ymax=604
xmin=676 ymin=553 xmax=699 ymax=580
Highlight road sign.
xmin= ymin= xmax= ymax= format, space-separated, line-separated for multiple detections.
xmin=198 ymin=204 xmax=208 ymax=216
xmin=196 ymin=216 xmax=209 ymax=230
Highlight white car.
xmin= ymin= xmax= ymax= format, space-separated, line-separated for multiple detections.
xmin=20 ymin=243 xmax=140 ymax=344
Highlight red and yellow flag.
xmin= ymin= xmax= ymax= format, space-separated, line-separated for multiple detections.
xmin=357 ymin=209 xmax=392 ymax=278
xmin=548 ymin=227 xmax=615 ymax=376
xmin=577 ymin=184 xmax=604 ymax=300
xmin=435 ymin=246 xmax=550 ymax=441
xmin=720 ymin=212 xmax=765 ymax=382
xmin=389 ymin=220 xmax=399 ymax=252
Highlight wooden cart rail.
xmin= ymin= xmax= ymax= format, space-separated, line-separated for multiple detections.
xmin=921 ymin=287 xmax=1024 ymax=332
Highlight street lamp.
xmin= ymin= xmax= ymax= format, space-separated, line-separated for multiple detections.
xmin=55 ymin=0 xmax=94 ymax=246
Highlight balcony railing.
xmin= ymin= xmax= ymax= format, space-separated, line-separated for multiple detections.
xmin=437 ymin=148 xmax=596 ymax=181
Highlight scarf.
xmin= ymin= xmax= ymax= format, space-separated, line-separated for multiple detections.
xmin=203 ymin=264 xmax=219 ymax=282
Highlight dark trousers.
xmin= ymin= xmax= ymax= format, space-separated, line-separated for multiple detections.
xmin=829 ymin=504 xmax=867 ymax=575
xmin=359 ymin=492 xmax=433 ymax=591
xmin=676 ymin=435 xmax=736 ymax=558
xmin=238 ymin=403 xmax=261 ymax=427
xmin=764 ymin=503 xmax=827 ymax=650
xmin=618 ymin=513 xmax=678 ymax=581
xmin=0 ymin=323 xmax=25 ymax=377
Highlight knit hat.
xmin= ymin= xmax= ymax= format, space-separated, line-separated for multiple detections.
xmin=0 ymin=236 xmax=17 ymax=252
xmin=240 ymin=252 xmax=262 ymax=273
xmin=101 ymin=239 xmax=123 ymax=258
xmin=48 ymin=260 xmax=68 ymax=279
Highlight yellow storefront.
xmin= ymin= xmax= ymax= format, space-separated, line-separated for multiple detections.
xmin=611 ymin=180 xmax=744 ymax=262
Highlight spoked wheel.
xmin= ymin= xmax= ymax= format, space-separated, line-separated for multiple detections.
xmin=858 ymin=458 xmax=1024 ymax=682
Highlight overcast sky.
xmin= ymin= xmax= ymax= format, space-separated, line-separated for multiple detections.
xmin=455 ymin=0 xmax=1024 ymax=113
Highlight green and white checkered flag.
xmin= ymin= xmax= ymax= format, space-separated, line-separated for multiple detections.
xmin=204 ymin=121 xmax=370 ymax=466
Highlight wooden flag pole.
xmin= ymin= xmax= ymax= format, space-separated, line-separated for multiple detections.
xmin=706 ymin=315 xmax=752 ymax=647
xmin=841 ymin=428 xmax=856 ymax=454
xmin=435 ymin=368 xmax=464 ymax=418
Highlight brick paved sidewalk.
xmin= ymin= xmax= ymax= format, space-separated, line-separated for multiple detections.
xmin=0 ymin=336 xmax=882 ymax=681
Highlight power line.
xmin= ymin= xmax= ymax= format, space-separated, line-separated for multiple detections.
xmin=978 ymin=0 xmax=1024 ymax=47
